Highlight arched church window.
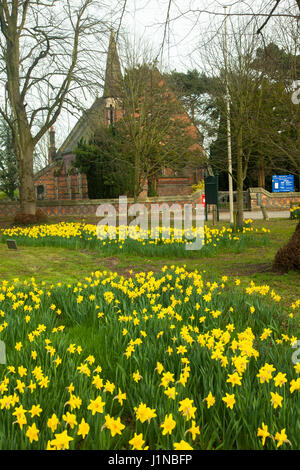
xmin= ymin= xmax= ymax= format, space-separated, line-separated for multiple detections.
xmin=37 ymin=184 xmax=45 ymax=200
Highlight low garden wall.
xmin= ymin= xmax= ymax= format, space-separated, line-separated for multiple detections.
xmin=2 ymin=188 xmax=298 ymax=220
xmin=0 ymin=191 xmax=203 ymax=219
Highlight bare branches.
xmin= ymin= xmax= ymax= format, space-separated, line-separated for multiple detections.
xmin=156 ymin=0 xmax=172 ymax=63
xmin=21 ymin=28 xmax=50 ymax=100
xmin=115 ymin=0 xmax=128 ymax=42
xmin=256 ymin=0 xmax=282 ymax=35
xmin=17 ymin=0 xmax=30 ymax=37
xmin=0 ymin=0 xmax=127 ymax=213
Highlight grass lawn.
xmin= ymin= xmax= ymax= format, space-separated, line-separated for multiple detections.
xmin=0 ymin=217 xmax=298 ymax=308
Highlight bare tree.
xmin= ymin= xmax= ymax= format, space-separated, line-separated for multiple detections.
xmin=117 ymin=61 xmax=203 ymax=200
xmin=251 ymin=21 xmax=300 ymax=187
xmin=196 ymin=17 xmax=268 ymax=227
xmin=0 ymin=0 xmax=125 ymax=218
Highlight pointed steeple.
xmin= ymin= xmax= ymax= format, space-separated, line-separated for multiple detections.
xmin=103 ymin=30 xmax=122 ymax=99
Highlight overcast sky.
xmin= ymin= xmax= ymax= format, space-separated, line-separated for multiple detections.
xmin=118 ymin=0 xmax=298 ymax=70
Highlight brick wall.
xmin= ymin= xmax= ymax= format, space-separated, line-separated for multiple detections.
xmin=34 ymin=158 xmax=203 ymax=200
xmin=0 ymin=191 xmax=203 ymax=220
xmin=249 ymin=187 xmax=300 ymax=210
xmin=156 ymin=169 xmax=204 ymax=197
xmin=157 ymin=177 xmax=192 ymax=196
xmin=34 ymin=158 xmax=88 ymax=201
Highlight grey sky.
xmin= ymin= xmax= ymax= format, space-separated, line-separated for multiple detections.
xmin=118 ymin=0 xmax=298 ymax=70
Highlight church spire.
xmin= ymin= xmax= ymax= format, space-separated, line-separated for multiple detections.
xmin=103 ymin=29 xmax=122 ymax=99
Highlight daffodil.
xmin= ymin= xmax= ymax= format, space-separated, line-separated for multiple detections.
xmin=226 ymin=372 xmax=242 ymax=387
xmin=204 ymin=392 xmax=215 ymax=409
xmin=102 ymin=414 xmax=125 ymax=437
xmin=134 ymin=402 xmax=157 ymax=424
xmin=129 ymin=433 xmax=147 ymax=450
xmin=26 ymin=423 xmax=39 ymax=443
xmin=77 ymin=418 xmax=90 ymax=439
xmin=113 ymin=388 xmax=127 ymax=406
xmin=47 ymin=413 xmax=59 ymax=433
xmin=160 ymin=413 xmax=176 ymax=435
xmin=274 ymin=372 xmax=287 ymax=388
xmin=270 ymin=392 xmax=283 ymax=409
xmin=186 ymin=420 xmax=200 ymax=440
xmin=178 ymin=398 xmax=197 ymax=420
xmin=87 ymin=396 xmax=105 ymax=415
xmin=132 ymin=370 xmax=142 ymax=383
xmin=257 ymin=423 xmax=270 ymax=446
xmin=222 ymin=393 xmax=235 ymax=410
xmin=50 ymin=430 xmax=73 ymax=450
xmin=173 ymin=440 xmax=193 ymax=450
xmin=29 ymin=404 xmax=42 ymax=418
xmin=275 ymin=429 xmax=289 ymax=448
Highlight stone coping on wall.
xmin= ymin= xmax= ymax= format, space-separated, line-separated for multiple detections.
xmin=248 ymin=187 xmax=300 ymax=210
xmin=32 ymin=190 xmax=203 ymax=206
xmin=249 ymin=187 xmax=300 ymax=198
xmin=0 ymin=190 xmax=202 ymax=205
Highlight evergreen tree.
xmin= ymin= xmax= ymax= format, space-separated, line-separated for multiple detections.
xmin=74 ymin=127 xmax=134 ymax=199
xmin=0 ymin=119 xmax=18 ymax=200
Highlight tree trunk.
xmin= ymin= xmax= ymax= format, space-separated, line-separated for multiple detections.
xmin=18 ymin=143 xmax=36 ymax=215
xmin=148 ymin=174 xmax=158 ymax=197
xmin=6 ymin=30 xmax=37 ymax=217
xmin=257 ymin=157 xmax=265 ymax=188
xmin=134 ymin=152 xmax=141 ymax=202
xmin=236 ymin=127 xmax=244 ymax=228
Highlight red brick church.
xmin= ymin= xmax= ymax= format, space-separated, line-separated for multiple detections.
xmin=34 ymin=31 xmax=205 ymax=201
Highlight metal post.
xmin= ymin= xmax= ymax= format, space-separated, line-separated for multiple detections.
xmin=224 ymin=6 xmax=234 ymax=225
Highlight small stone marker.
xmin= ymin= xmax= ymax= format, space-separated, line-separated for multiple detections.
xmin=6 ymin=240 xmax=18 ymax=250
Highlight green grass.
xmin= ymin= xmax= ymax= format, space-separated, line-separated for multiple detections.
xmin=0 ymin=244 xmax=109 ymax=285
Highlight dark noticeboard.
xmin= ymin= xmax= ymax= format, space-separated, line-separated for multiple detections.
xmin=204 ymin=173 xmax=219 ymax=221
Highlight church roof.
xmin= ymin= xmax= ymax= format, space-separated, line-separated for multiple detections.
xmin=56 ymin=30 xmax=122 ymax=157
xmin=56 ymin=97 xmax=105 ymax=156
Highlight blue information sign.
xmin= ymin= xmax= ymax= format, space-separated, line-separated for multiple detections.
xmin=272 ymin=175 xmax=294 ymax=192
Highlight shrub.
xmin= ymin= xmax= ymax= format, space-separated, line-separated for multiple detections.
xmin=273 ymin=221 xmax=300 ymax=272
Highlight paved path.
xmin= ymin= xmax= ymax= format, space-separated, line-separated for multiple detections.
xmin=206 ymin=209 xmax=290 ymax=221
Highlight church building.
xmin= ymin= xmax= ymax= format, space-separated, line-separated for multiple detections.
xmin=34 ymin=31 xmax=205 ymax=201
